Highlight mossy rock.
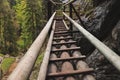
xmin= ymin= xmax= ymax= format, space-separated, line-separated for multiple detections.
xmin=1 ymin=58 xmax=15 ymax=74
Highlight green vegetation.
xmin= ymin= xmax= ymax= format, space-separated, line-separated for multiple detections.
xmin=1 ymin=58 xmax=15 ymax=74
xmin=0 ymin=0 xmax=18 ymax=55
xmin=0 ymin=54 xmax=4 ymax=57
xmin=35 ymin=52 xmax=44 ymax=67
xmin=0 ymin=0 xmax=47 ymax=55
xmin=17 ymin=39 xmax=25 ymax=49
xmin=56 ymin=10 xmax=63 ymax=16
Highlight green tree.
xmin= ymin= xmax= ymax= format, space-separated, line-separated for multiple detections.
xmin=14 ymin=0 xmax=46 ymax=52
xmin=0 ymin=0 xmax=18 ymax=55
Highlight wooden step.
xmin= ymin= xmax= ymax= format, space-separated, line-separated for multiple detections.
xmin=53 ymin=37 xmax=73 ymax=40
xmin=54 ymin=34 xmax=70 ymax=37
xmin=52 ymin=41 xmax=76 ymax=45
xmin=55 ymin=30 xmax=68 ymax=31
xmin=51 ymin=47 xmax=80 ymax=52
xmin=50 ymin=56 xmax=86 ymax=62
xmin=48 ymin=68 xmax=94 ymax=77
xmin=54 ymin=31 xmax=79 ymax=34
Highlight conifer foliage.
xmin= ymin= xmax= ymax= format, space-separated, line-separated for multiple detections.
xmin=0 ymin=0 xmax=46 ymax=55
xmin=0 ymin=0 xmax=18 ymax=55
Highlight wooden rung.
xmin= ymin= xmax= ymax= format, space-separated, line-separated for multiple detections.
xmin=55 ymin=30 xmax=68 ymax=31
xmin=48 ymin=68 xmax=94 ymax=77
xmin=54 ymin=18 xmax=63 ymax=20
xmin=54 ymin=34 xmax=70 ymax=37
xmin=54 ymin=31 xmax=79 ymax=34
xmin=52 ymin=41 xmax=76 ymax=45
xmin=50 ymin=56 xmax=86 ymax=62
xmin=53 ymin=37 xmax=73 ymax=40
xmin=51 ymin=47 xmax=80 ymax=52
xmin=56 ymin=28 xmax=66 ymax=29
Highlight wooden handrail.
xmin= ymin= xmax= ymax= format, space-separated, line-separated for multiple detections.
xmin=63 ymin=0 xmax=77 ymax=6
xmin=37 ymin=21 xmax=56 ymax=80
xmin=63 ymin=12 xmax=120 ymax=71
xmin=7 ymin=12 xmax=56 ymax=80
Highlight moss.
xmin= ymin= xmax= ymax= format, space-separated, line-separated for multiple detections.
xmin=0 ymin=54 xmax=4 ymax=57
xmin=56 ymin=10 xmax=63 ymax=16
xmin=17 ymin=39 xmax=25 ymax=49
xmin=1 ymin=58 xmax=15 ymax=74
xmin=29 ymin=51 xmax=45 ymax=80
xmin=35 ymin=52 xmax=44 ymax=67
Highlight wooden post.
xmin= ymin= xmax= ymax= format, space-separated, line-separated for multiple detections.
xmin=48 ymin=0 xmax=52 ymax=20
xmin=71 ymin=4 xmax=86 ymax=29
xmin=37 ymin=21 xmax=56 ymax=80
xmin=69 ymin=3 xmax=73 ymax=31
xmin=63 ymin=6 xmax=66 ymax=20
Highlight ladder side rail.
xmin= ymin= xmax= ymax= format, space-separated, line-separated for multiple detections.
xmin=63 ymin=12 xmax=120 ymax=71
xmin=7 ymin=12 xmax=56 ymax=80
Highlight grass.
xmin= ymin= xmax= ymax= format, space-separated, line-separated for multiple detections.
xmin=1 ymin=58 xmax=15 ymax=74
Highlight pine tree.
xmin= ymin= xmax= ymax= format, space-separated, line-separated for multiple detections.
xmin=0 ymin=0 xmax=18 ymax=55
xmin=14 ymin=0 xmax=46 ymax=52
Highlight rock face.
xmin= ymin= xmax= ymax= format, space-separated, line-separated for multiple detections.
xmin=73 ymin=0 xmax=120 ymax=80
xmin=75 ymin=0 xmax=120 ymax=54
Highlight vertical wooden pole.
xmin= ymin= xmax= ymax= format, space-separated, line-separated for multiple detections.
xmin=48 ymin=0 xmax=52 ymax=34
xmin=48 ymin=0 xmax=52 ymax=20
xmin=63 ymin=6 xmax=66 ymax=20
xmin=71 ymin=4 xmax=86 ymax=29
xmin=69 ymin=3 xmax=73 ymax=31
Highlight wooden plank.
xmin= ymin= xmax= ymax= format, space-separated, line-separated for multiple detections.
xmin=54 ymin=31 xmax=79 ymax=34
xmin=50 ymin=56 xmax=86 ymax=62
xmin=52 ymin=41 xmax=76 ymax=45
xmin=48 ymin=68 xmax=94 ymax=77
xmin=37 ymin=21 xmax=56 ymax=80
xmin=53 ymin=37 xmax=73 ymax=40
xmin=54 ymin=34 xmax=70 ymax=37
xmin=51 ymin=47 xmax=80 ymax=52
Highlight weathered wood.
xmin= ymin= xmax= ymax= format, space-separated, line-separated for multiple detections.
xmin=65 ymin=77 xmax=75 ymax=80
xmin=61 ymin=51 xmax=75 ymax=80
xmin=8 ymin=12 xmax=56 ymax=80
xmin=71 ymin=45 xmax=96 ymax=80
xmin=53 ymin=37 xmax=72 ymax=40
xmin=54 ymin=31 xmax=79 ymax=34
xmin=50 ymin=54 xmax=57 ymax=59
xmin=48 ymin=68 xmax=94 ymax=77
xmin=71 ymin=4 xmax=86 ymax=28
xmin=63 ymin=0 xmax=77 ymax=6
xmin=52 ymin=41 xmax=76 ymax=45
xmin=48 ymin=63 xmax=57 ymax=73
xmin=63 ymin=12 xmax=120 ymax=71
xmin=50 ymin=56 xmax=86 ymax=62
xmin=69 ymin=3 xmax=73 ymax=31
xmin=52 ymin=47 xmax=80 ymax=52
xmin=37 ymin=20 xmax=56 ymax=80
xmin=63 ymin=20 xmax=69 ymax=30
xmin=54 ymin=34 xmax=70 ymax=37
